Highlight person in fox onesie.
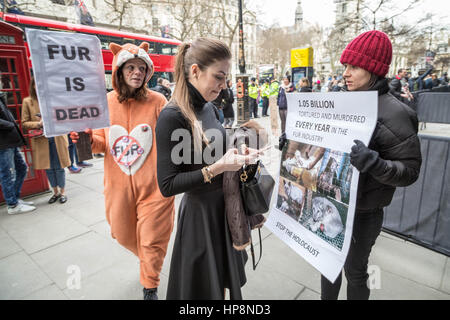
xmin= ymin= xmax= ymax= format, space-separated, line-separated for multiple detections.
xmin=70 ymin=42 xmax=174 ymax=300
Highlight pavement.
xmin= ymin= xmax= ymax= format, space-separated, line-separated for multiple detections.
xmin=0 ymin=115 xmax=449 ymax=300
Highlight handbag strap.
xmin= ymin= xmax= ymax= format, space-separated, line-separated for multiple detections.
xmin=241 ymin=169 xmax=263 ymax=270
xmin=249 ymin=224 xmax=263 ymax=271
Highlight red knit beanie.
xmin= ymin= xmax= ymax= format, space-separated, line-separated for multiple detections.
xmin=340 ymin=30 xmax=392 ymax=77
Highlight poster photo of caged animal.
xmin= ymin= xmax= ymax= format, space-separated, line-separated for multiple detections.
xmin=316 ymin=149 xmax=353 ymax=205
xmin=279 ymin=139 xmax=326 ymax=192
xmin=277 ymin=140 xmax=354 ymax=251
xmin=276 ymin=177 xmax=306 ymax=222
xmin=305 ymin=194 xmax=348 ymax=251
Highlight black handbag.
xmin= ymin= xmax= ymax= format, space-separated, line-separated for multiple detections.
xmin=239 ymin=161 xmax=275 ymax=216
xmin=239 ymin=161 xmax=275 ymax=270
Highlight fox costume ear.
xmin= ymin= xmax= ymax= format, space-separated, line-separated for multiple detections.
xmin=139 ymin=42 xmax=149 ymax=53
xmin=109 ymin=42 xmax=122 ymax=55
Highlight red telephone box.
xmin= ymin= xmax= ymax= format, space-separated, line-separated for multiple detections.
xmin=0 ymin=20 xmax=49 ymax=203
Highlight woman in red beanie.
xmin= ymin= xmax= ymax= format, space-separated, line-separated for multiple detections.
xmin=321 ymin=30 xmax=422 ymax=300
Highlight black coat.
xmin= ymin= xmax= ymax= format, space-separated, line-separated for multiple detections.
xmin=356 ymin=78 xmax=422 ymax=210
xmin=388 ymin=76 xmax=402 ymax=98
xmin=299 ymin=87 xmax=312 ymax=93
xmin=150 ymin=84 xmax=171 ymax=100
xmin=277 ymin=84 xmax=295 ymax=110
xmin=222 ymin=88 xmax=234 ymax=118
xmin=211 ymin=89 xmax=225 ymax=109
xmin=0 ymin=92 xmax=26 ymax=150
xmin=156 ymin=83 xmax=247 ymax=300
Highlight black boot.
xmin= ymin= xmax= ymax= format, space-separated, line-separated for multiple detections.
xmin=143 ymin=287 xmax=158 ymax=300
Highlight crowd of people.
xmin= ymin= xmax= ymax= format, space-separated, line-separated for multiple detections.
xmin=0 ymin=28 xmax=440 ymax=301
xmin=310 ymin=66 xmax=449 ymax=103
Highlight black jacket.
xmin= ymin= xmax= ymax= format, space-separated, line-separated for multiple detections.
xmin=150 ymin=84 xmax=171 ymax=100
xmin=388 ymin=76 xmax=402 ymax=98
xmin=277 ymin=84 xmax=295 ymax=110
xmin=299 ymin=87 xmax=312 ymax=93
xmin=356 ymin=78 xmax=422 ymax=210
xmin=0 ymin=92 xmax=26 ymax=150
xmin=211 ymin=89 xmax=225 ymax=109
xmin=222 ymin=88 xmax=234 ymax=118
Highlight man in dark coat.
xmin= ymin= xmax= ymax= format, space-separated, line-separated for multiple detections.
xmin=150 ymin=77 xmax=172 ymax=100
xmin=415 ymin=67 xmax=433 ymax=91
xmin=277 ymin=76 xmax=295 ymax=134
xmin=211 ymin=88 xmax=225 ymax=124
xmin=222 ymin=79 xmax=234 ymax=128
xmin=439 ymin=72 xmax=448 ymax=85
xmin=0 ymin=92 xmax=35 ymax=214
xmin=389 ymin=68 xmax=407 ymax=99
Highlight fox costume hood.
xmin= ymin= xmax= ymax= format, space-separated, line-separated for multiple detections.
xmin=109 ymin=42 xmax=154 ymax=91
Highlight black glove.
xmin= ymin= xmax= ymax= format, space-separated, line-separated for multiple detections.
xmin=350 ymin=140 xmax=384 ymax=174
xmin=279 ymin=132 xmax=287 ymax=151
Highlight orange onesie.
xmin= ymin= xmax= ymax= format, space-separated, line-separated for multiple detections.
xmin=91 ymin=42 xmax=174 ymax=289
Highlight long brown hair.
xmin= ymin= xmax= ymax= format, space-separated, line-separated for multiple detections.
xmin=29 ymin=76 xmax=37 ymax=101
xmin=172 ymin=37 xmax=231 ymax=149
xmin=116 ymin=64 xmax=148 ymax=103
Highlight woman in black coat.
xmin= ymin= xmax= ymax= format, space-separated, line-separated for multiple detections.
xmin=222 ymin=79 xmax=234 ymax=128
xmin=156 ymin=38 xmax=261 ymax=300
xmin=298 ymin=77 xmax=312 ymax=93
xmin=320 ymin=30 xmax=422 ymax=300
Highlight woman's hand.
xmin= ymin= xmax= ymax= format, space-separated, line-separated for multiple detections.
xmin=209 ymin=148 xmax=259 ymax=176
xmin=70 ymin=129 xmax=93 ymax=143
xmin=241 ymin=144 xmax=271 ymax=157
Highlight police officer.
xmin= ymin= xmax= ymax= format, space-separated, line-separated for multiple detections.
xmin=248 ymin=77 xmax=259 ymax=118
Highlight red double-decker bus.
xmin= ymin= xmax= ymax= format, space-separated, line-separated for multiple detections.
xmin=0 ymin=13 xmax=181 ymax=88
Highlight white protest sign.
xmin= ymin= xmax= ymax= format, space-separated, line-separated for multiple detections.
xmin=26 ymin=28 xmax=109 ymax=137
xmin=265 ymin=91 xmax=377 ymax=283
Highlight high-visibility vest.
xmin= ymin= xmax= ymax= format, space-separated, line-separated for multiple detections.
xmin=270 ymin=81 xmax=279 ymax=97
xmin=248 ymin=84 xmax=258 ymax=99
xmin=261 ymin=84 xmax=270 ymax=98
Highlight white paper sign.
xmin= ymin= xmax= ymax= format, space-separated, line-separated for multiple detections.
xmin=26 ymin=28 xmax=109 ymax=137
xmin=265 ymin=92 xmax=378 ymax=283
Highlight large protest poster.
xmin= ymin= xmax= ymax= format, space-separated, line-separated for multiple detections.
xmin=265 ymin=92 xmax=377 ymax=282
xmin=26 ymin=28 xmax=109 ymax=137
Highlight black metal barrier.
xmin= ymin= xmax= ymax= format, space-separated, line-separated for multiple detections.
xmin=417 ymin=92 xmax=450 ymax=124
xmin=383 ymin=134 xmax=450 ymax=257
xmin=406 ymin=86 xmax=450 ymax=115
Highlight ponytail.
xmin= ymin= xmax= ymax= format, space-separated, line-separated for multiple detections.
xmin=172 ymin=43 xmax=205 ymax=151
xmin=172 ymin=39 xmax=231 ymax=151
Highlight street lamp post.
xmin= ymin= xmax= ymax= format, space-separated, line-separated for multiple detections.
xmin=236 ymin=0 xmax=250 ymax=125
xmin=238 ymin=0 xmax=246 ymax=74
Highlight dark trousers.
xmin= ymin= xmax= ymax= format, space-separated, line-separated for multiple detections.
xmin=45 ymin=137 xmax=65 ymax=189
xmin=321 ymin=208 xmax=384 ymax=300
xmin=67 ymin=134 xmax=79 ymax=166
xmin=279 ymin=109 xmax=287 ymax=133
xmin=0 ymin=147 xmax=28 ymax=206
xmin=249 ymin=98 xmax=258 ymax=117
xmin=262 ymin=97 xmax=269 ymax=116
